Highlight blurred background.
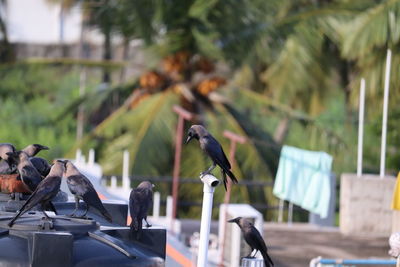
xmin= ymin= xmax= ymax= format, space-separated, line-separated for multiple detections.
xmin=0 ymin=0 xmax=399 ymax=229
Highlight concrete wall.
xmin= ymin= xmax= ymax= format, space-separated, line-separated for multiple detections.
xmin=340 ymin=173 xmax=396 ymax=235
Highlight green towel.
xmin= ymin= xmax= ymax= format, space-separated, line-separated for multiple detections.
xmin=273 ymin=145 xmax=333 ymax=218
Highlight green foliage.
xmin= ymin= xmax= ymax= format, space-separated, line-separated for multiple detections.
xmin=3 ymin=0 xmax=400 ymax=221
xmin=0 ymin=65 xmax=80 ymax=159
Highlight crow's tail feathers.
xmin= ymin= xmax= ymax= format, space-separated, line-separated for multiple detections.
xmin=101 ymin=209 xmax=112 ymax=223
xmin=222 ymin=171 xmax=227 ymax=190
xmin=8 ymin=210 xmax=23 ymax=227
xmin=221 ymin=169 xmax=238 ymax=191
xmin=130 ymin=217 xmax=143 ymax=240
xmin=225 ymin=169 xmax=238 ymax=184
xmin=261 ymin=250 xmax=274 ymax=267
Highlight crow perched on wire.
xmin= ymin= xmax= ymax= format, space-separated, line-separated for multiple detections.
xmin=185 ymin=125 xmax=238 ymax=190
xmin=64 ymin=160 xmax=112 ymax=222
xmin=129 ymin=181 xmax=154 ymax=239
xmin=7 ymin=151 xmax=43 ymax=192
xmin=228 ymin=217 xmax=274 ymax=267
xmin=8 ymin=160 xmax=65 ymax=227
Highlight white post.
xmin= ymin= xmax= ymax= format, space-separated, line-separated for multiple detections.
xmin=357 ymin=78 xmax=366 ymax=177
xmin=218 ymin=204 xmax=227 ymax=265
xmin=88 ymin=149 xmax=95 ymax=166
xmin=380 ymin=49 xmax=392 ymax=178
xmin=166 ymin=195 xmax=173 ymax=231
xmin=111 ymin=175 xmax=117 ymax=189
xmin=153 ymin=192 xmax=160 ymax=219
xmin=241 ymin=258 xmax=264 ymax=267
xmin=278 ymin=199 xmax=284 ymax=223
xmin=197 ymin=174 xmax=220 ymax=267
xmin=231 ymin=224 xmax=242 ymax=267
xmin=288 ymin=202 xmax=293 ymax=225
xmin=122 ymin=150 xmax=130 ymax=191
xmin=75 ymin=149 xmax=82 ymax=163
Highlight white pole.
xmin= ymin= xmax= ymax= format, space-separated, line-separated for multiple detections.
xmin=111 ymin=175 xmax=117 ymax=189
xmin=75 ymin=149 xmax=82 ymax=163
xmin=288 ymin=202 xmax=293 ymax=225
xmin=218 ymin=204 xmax=227 ymax=265
xmin=278 ymin=199 xmax=284 ymax=223
xmin=153 ymin=192 xmax=160 ymax=219
xmin=357 ymin=78 xmax=366 ymax=177
xmin=166 ymin=195 xmax=173 ymax=231
xmin=88 ymin=149 xmax=95 ymax=166
xmin=122 ymin=150 xmax=130 ymax=190
xmin=197 ymin=174 xmax=220 ymax=267
xmin=380 ymin=49 xmax=392 ymax=178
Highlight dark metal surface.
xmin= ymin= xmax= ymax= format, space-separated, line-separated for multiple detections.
xmin=0 ymin=193 xmax=166 ymax=267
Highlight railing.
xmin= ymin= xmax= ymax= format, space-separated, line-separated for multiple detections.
xmin=101 ymin=175 xmax=310 ymax=217
xmin=309 ymin=257 xmax=397 ymax=267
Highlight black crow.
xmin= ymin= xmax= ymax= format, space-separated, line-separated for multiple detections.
xmin=22 ymin=144 xmax=49 ymax=157
xmin=64 ymin=160 xmax=112 ymax=222
xmin=30 ymin=157 xmax=52 ymax=177
xmin=0 ymin=143 xmax=16 ymax=170
xmin=8 ymin=160 xmax=65 ymax=227
xmin=0 ymin=144 xmax=49 ymax=174
xmin=185 ymin=125 xmax=238 ymax=190
xmin=228 ymin=217 xmax=274 ymax=267
xmin=129 ymin=181 xmax=154 ymax=239
xmin=7 ymin=151 xmax=43 ymax=192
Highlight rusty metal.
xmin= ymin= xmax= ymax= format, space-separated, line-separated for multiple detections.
xmin=0 ymin=174 xmax=30 ymax=194
xmin=171 ymin=105 xmax=193 ymax=232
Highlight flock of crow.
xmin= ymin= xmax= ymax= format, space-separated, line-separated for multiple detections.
xmin=0 ymin=124 xmax=274 ymax=267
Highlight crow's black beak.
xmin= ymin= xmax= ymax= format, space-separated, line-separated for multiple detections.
xmin=40 ymin=145 xmax=49 ymax=150
xmin=227 ymin=218 xmax=236 ymax=223
xmin=185 ymin=135 xmax=193 ymax=144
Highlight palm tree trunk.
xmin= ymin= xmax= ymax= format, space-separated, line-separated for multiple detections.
xmin=274 ymin=117 xmax=291 ymax=144
xmin=0 ymin=6 xmax=14 ymax=62
xmin=102 ymin=30 xmax=112 ymax=84
xmin=119 ymin=38 xmax=130 ymax=83
xmin=339 ymin=60 xmax=352 ymax=125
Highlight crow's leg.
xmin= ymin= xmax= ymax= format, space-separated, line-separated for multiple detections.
xmin=250 ymin=250 xmax=258 ymax=258
xmin=69 ymin=197 xmax=80 ymax=217
xmin=201 ymin=162 xmax=216 ymax=176
xmin=246 ymin=249 xmax=254 ymax=258
xmin=42 ymin=210 xmax=50 ymax=220
xmin=144 ymin=217 xmax=151 ymax=228
xmin=81 ymin=202 xmax=89 ymax=217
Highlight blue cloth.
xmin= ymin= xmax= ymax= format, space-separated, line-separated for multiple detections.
xmin=273 ymin=145 xmax=333 ymax=218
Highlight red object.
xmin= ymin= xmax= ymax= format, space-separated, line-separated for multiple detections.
xmin=171 ymin=105 xmax=193 ymax=232
xmin=0 ymin=174 xmax=30 ymax=193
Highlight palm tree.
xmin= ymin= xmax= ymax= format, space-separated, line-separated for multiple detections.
xmin=66 ymin=0 xmax=363 ymax=219
xmin=66 ymin=0 xmax=290 ymax=218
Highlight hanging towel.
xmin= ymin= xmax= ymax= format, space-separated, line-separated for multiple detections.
xmin=273 ymin=145 xmax=333 ymax=218
xmin=391 ymin=172 xmax=400 ymax=210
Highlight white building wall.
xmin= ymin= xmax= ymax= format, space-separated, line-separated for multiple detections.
xmin=6 ymin=0 xmax=82 ymax=44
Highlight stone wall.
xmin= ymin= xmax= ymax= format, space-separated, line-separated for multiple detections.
xmin=340 ymin=173 xmax=396 ymax=235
